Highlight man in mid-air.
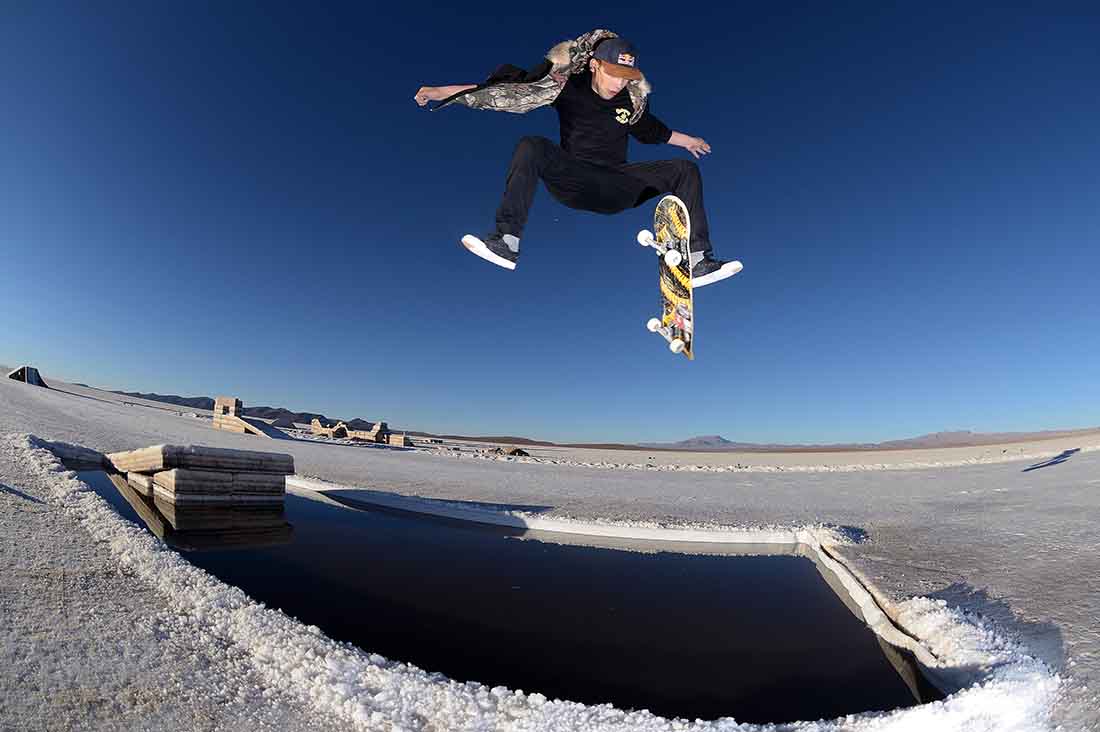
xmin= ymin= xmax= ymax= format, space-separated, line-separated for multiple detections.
xmin=415 ymin=30 xmax=742 ymax=288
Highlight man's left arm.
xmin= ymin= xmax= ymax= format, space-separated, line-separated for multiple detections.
xmin=667 ymin=131 xmax=711 ymax=159
xmin=630 ymin=109 xmax=711 ymax=159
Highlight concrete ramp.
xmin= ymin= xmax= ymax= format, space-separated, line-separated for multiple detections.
xmin=212 ymin=413 xmax=289 ymax=440
xmin=239 ymin=416 xmax=291 ymax=439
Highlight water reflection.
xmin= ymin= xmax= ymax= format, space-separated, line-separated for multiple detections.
xmin=103 ymin=471 xmax=293 ymax=551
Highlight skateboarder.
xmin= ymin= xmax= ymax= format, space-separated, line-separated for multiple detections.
xmin=414 ymin=29 xmax=742 ymax=288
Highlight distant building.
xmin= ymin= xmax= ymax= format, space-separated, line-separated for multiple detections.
xmin=7 ymin=366 xmax=48 ymax=388
xmin=312 ymin=417 xmax=392 ymax=443
xmin=311 ymin=418 xmax=348 ymax=439
xmin=214 ymin=396 xmax=242 ymax=417
xmin=348 ymin=421 xmax=389 ymax=443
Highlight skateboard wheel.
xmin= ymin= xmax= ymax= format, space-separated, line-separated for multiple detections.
xmin=664 ymin=250 xmax=682 ymax=268
xmin=637 ymin=230 xmax=655 ymax=247
xmin=646 ymin=318 xmax=661 ymax=333
xmin=669 ymin=339 xmax=685 ymax=354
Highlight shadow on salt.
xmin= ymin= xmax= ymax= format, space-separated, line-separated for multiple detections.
xmin=80 ymin=470 xmax=942 ymax=725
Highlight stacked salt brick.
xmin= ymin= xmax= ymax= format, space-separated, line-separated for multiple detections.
xmin=105 ymin=444 xmax=293 ymax=506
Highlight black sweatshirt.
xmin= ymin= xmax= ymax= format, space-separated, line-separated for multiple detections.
xmin=551 ymin=71 xmax=672 ymax=167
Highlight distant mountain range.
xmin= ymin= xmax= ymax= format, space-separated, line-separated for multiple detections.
xmin=639 ymin=435 xmax=750 ymax=449
xmin=638 ymin=429 xmax=1100 ymax=452
xmin=108 ymin=391 xmax=341 ymax=428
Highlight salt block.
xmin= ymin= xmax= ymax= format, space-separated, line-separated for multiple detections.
xmin=152 ymin=468 xmax=285 ymax=495
xmin=152 ymin=488 xmax=286 ymax=505
xmin=126 ymin=472 xmax=155 ymax=496
xmin=106 ymin=445 xmax=294 ymax=475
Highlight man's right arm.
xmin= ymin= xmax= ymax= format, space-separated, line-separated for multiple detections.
xmin=414 ymin=85 xmax=477 ymax=107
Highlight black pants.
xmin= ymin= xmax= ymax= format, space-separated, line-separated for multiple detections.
xmin=494 ymin=136 xmax=713 ymax=256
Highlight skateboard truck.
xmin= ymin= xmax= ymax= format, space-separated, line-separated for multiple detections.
xmin=646 ymin=317 xmax=687 ymax=353
xmin=637 ymin=229 xmax=683 ymax=268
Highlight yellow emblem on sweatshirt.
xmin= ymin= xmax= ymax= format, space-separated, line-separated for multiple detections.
xmin=615 ymin=108 xmax=630 ymax=124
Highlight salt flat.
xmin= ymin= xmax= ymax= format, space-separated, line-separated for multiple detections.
xmin=2 ymin=373 xmax=1097 ymax=730
xmin=515 ymin=434 xmax=1100 ymax=470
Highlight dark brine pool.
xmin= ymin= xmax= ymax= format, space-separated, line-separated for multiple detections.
xmin=81 ymin=471 xmax=940 ymax=723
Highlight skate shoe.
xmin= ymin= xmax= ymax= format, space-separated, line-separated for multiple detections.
xmin=690 ymin=256 xmax=743 ymax=288
xmin=460 ymin=232 xmax=520 ymax=270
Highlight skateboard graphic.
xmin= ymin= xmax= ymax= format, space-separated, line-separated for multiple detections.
xmin=637 ymin=195 xmax=696 ymax=359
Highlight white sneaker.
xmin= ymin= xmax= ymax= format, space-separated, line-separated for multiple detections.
xmin=460 ymin=233 xmax=520 ymax=270
xmin=690 ymin=257 xmax=743 ymax=288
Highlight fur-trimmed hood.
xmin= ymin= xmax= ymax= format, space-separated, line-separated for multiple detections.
xmin=544 ymin=31 xmax=652 ymax=98
xmin=433 ymin=29 xmax=652 ymax=122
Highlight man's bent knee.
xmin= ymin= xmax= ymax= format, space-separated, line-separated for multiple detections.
xmin=514 ymin=135 xmax=553 ymax=159
xmin=675 ymin=159 xmax=701 ymax=179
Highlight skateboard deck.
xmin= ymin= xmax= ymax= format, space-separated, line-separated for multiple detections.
xmin=638 ymin=195 xmax=694 ymax=359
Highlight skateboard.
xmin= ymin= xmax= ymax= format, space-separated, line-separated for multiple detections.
xmin=637 ymin=195 xmax=695 ymax=359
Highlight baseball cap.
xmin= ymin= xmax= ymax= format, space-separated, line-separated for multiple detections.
xmin=592 ymin=38 xmax=642 ymax=80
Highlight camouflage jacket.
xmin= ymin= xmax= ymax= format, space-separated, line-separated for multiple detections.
xmin=432 ymin=29 xmax=652 ymax=124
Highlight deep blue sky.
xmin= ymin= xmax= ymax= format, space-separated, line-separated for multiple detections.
xmin=3 ymin=3 xmax=1098 ymax=443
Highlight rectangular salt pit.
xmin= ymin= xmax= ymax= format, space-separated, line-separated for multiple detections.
xmin=81 ymin=470 xmax=941 ymax=723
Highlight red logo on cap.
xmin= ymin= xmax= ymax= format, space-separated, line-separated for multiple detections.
xmin=617 ymin=53 xmax=635 ymax=67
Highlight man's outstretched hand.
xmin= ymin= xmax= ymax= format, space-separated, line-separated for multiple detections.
xmin=414 ymin=84 xmax=478 ymax=107
xmin=683 ymin=137 xmax=712 ymax=159
xmin=668 ymin=131 xmax=712 ymax=159
xmin=414 ymin=86 xmax=444 ymax=107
